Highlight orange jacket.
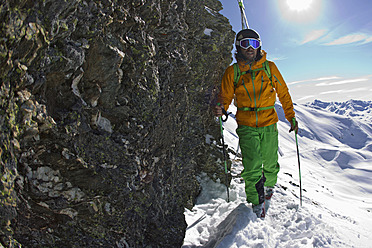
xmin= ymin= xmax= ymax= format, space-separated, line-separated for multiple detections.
xmin=219 ymin=50 xmax=295 ymax=127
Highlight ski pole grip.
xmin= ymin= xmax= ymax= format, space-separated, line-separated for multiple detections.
xmin=217 ymin=103 xmax=228 ymax=122
xmin=292 ymin=117 xmax=298 ymax=133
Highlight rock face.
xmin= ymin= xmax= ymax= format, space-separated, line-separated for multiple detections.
xmin=0 ymin=0 xmax=234 ymax=247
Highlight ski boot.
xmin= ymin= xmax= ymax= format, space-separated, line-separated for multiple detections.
xmin=252 ymin=202 xmax=265 ymax=219
xmin=264 ymin=186 xmax=274 ymax=212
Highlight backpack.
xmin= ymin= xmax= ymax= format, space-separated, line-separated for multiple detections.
xmin=232 ymin=60 xmax=275 ymax=112
xmin=233 ymin=60 xmax=274 ymax=90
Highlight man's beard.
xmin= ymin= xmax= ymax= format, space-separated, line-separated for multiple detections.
xmin=236 ymin=52 xmax=255 ymax=63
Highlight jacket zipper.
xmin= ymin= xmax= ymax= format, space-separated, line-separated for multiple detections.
xmin=250 ymin=70 xmax=259 ymax=127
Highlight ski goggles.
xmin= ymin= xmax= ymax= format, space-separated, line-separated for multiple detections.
xmin=236 ymin=38 xmax=261 ymax=49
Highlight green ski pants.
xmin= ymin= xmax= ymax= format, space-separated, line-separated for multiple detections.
xmin=236 ymin=123 xmax=280 ymax=205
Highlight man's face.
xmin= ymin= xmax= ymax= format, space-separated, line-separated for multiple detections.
xmin=241 ymin=46 xmax=257 ymax=62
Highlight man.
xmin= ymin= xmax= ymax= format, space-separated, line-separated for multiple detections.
xmin=215 ymin=29 xmax=298 ymax=218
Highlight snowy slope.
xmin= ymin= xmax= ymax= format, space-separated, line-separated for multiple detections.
xmin=183 ymin=100 xmax=372 ymax=248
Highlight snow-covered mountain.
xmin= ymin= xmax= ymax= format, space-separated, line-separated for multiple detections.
xmin=307 ymin=100 xmax=372 ymax=122
xmin=183 ymin=100 xmax=372 ymax=248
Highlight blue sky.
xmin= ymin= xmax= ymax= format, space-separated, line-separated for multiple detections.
xmin=218 ymin=0 xmax=372 ymax=103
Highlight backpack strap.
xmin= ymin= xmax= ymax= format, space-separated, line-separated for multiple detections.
xmin=233 ymin=63 xmax=250 ymax=90
xmin=233 ymin=63 xmax=243 ymax=90
xmin=233 ymin=61 xmax=274 ymax=90
xmin=263 ymin=60 xmax=274 ymax=88
xmin=237 ymin=106 xmax=275 ymax=112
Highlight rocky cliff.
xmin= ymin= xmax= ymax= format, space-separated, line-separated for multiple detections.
xmin=0 ymin=0 xmax=235 ymax=247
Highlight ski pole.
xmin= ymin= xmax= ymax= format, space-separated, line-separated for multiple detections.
xmin=218 ymin=103 xmax=230 ymax=202
xmin=233 ymin=141 xmax=240 ymax=161
xmin=293 ymin=118 xmax=302 ymax=206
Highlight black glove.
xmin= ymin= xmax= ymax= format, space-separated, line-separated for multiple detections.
xmin=289 ymin=118 xmax=298 ymax=134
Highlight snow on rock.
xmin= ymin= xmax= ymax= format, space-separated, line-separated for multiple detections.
xmin=183 ymin=100 xmax=372 ymax=247
xmin=204 ymin=28 xmax=213 ymax=36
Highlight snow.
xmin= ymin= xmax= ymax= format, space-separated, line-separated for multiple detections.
xmin=183 ymin=100 xmax=372 ymax=247
xmin=204 ymin=28 xmax=213 ymax=36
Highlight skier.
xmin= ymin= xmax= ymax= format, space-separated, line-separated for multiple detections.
xmin=214 ymin=29 xmax=298 ymax=218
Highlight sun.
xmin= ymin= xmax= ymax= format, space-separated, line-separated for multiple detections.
xmin=286 ymin=0 xmax=313 ymax=11
xmin=278 ymin=0 xmax=321 ymax=23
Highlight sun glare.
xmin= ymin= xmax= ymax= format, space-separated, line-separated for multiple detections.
xmin=278 ymin=0 xmax=321 ymax=23
xmin=286 ymin=0 xmax=313 ymax=11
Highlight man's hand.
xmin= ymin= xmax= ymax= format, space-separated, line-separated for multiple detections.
xmin=289 ymin=118 xmax=299 ymax=134
xmin=214 ymin=104 xmax=223 ymax=117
